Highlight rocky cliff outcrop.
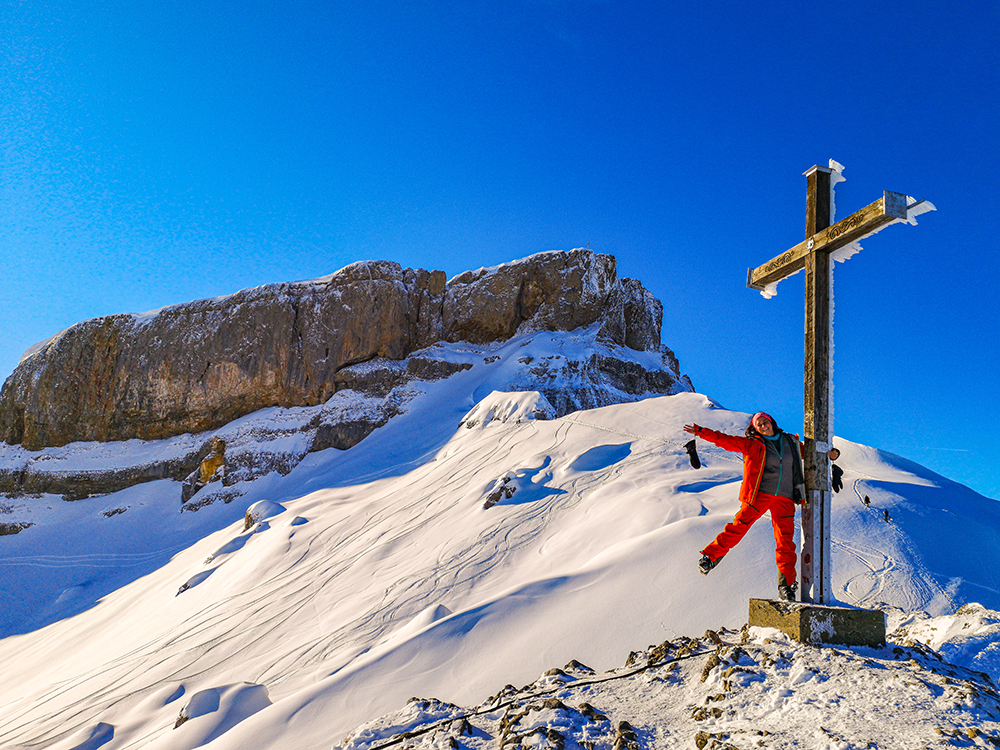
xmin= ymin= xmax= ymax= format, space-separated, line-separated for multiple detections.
xmin=0 ymin=260 xmax=446 ymax=450
xmin=0 ymin=250 xmax=670 ymax=450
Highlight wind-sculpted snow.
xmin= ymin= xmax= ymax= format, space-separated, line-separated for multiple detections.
xmin=0 ymin=347 xmax=999 ymax=747
xmin=148 ymin=683 xmax=271 ymax=750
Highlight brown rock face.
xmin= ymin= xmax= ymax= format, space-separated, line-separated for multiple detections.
xmin=442 ymin=250 xmax=621 ymax=343
xmin=1 ymin=261 xmax=444 ymax=449
xmin=0 ymin=250 xmax=667 ymax=450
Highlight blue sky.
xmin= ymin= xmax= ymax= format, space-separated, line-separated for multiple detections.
xmin=1 ymin=1 xmax=997 ymax=499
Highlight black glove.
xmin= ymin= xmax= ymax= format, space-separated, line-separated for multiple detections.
xmin=831 ymin=463 xmax=843 ymax=493
xmin=685 ymin=439 xmax=701 ymax=470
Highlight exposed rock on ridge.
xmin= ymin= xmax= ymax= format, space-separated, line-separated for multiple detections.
xmin=0 ymin=260 xmax=445 ymax=450
xmin=1 ymin=250 xmax=677 ymax=451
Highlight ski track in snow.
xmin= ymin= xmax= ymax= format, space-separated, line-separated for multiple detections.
xmin=0 ymin=548 xmax=186 ymax=569
xmin=834 ymin=537 xmax=897 ymax=607
xmin=840 ymin=475 xmax=956 ymax=614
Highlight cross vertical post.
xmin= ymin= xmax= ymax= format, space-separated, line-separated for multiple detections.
xmin=746 ymin=161 xmax=932 ymax=607
xmin=801 ymin=165 xmax=833 ymax=604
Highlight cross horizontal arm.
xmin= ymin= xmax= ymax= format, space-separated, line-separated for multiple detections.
xmin=747 ymin=191 xmax=909 ymax=291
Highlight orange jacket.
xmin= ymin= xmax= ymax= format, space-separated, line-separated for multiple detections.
xmin=692 ymin=425 xmax=805 ymax=506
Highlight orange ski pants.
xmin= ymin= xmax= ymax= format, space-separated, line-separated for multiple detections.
xmin=701 ymin=492 xmax=797 ymax=585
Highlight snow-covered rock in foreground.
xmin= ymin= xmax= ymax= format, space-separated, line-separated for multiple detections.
xmin=1 ymin=375 xmax=999 ymax=749
xmin=338 ymin=624 xmax=1000 ymax=750
xmin=891 ymin=602 xmax=1000 ymax=684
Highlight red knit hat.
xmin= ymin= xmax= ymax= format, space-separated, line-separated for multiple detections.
xmin=751 ymin=412 xmax=776 ymax=430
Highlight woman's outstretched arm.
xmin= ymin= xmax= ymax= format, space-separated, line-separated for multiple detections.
xmin=683 ymin=424 xmax=748 ymax=453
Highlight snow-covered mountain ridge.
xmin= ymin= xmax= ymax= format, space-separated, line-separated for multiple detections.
xmin=0 ymin=249 xmax=694 ymax=506
xmin=0 ymin=250 xmax=678 ymax=451
xmin=0 ymin=336 xmax=688 ymax=504
xmin=1 ymin=327 xmax=999 ymax=749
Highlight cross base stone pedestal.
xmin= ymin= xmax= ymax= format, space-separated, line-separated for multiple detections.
xmin=749 ymin=599 xmax=886 ymax=648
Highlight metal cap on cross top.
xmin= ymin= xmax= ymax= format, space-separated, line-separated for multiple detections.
xmin=746 ymin=161 xmax=934 ymax=605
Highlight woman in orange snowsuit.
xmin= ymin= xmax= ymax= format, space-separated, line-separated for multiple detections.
xmin=683 ymin=412 xmax=839 ymax=601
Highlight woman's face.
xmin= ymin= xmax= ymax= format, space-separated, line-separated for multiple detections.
xmin=753 ymin=414 xmax=775 ymax=436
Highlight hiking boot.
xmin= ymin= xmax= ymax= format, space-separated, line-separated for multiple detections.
xmin=778 ymin=581 xmax=798 ymax=601
xmin=698 ymin=555 xmax=719 ymax=576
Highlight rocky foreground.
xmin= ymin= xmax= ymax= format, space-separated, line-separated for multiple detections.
xmin=338 ymin=609 xmax=1000 ymax=750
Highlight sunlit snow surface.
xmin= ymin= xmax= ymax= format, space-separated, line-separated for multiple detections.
xmin=0 ymin=331 xmax=998 ymax=749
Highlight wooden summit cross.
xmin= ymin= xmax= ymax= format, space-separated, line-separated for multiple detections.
xmin=747 ymin=162 xmax=933 ymax=605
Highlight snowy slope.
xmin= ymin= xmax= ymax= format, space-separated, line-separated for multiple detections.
xmin=0 ymin=325 xmax=688 ymax=637
xmin=0 ymin=330 xmax=998 ymax=749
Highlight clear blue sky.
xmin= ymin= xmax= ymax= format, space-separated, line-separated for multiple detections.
xmin=2 ymin=2 xmax=997 ymax=499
